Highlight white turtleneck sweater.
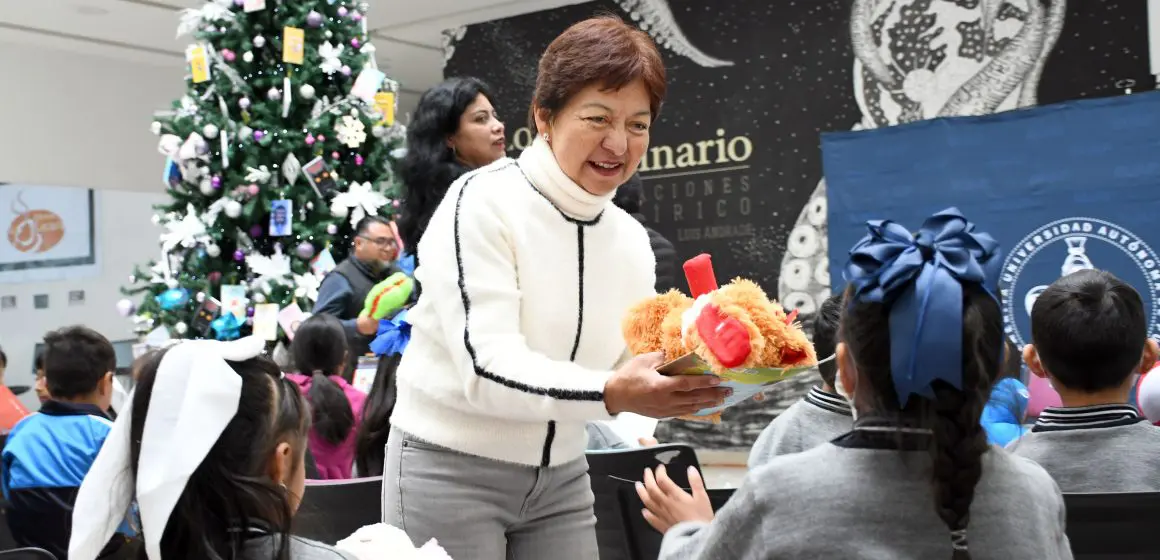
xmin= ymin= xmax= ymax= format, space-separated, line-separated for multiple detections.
xmin=391 ymin=138 xmax=657 ymax=467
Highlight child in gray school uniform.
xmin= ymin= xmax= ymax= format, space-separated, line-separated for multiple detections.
xmin=637 ymin=210 xmax=1071 ymax=560
xmin=747 ymin=294 xmax=852 ymax=468
xmin=1007 ymin=269 xmax=1160 ymax=492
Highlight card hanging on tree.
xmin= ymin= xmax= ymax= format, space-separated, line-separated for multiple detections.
xmin=269 ymin=199 xmax=293 ymax=237
xmin=283 ymin=27 xmax=305 ymax=65
xmin=192 ymin=296 xmax=222 ymax=336
xmin=187 ymin=44 xmax=211 ymax=83
xmin=351 ymin=69 xmax=386 ymax=103
xmin=277 ymin=302 xmax=309 ymax=340
xmin=311 ymin=247 xmax=337 ymax=276
xmin=163 ymin=158 xmax=183 ymax=190
xmin=303 ymin=156 xmax=338 ymax=198
xmin=243 ymin=0 xmax=266 ymax=12
xmin=374 ymin=92 xmax=395 ymax=125
xmin=252 ymin=303 xmax=280 ymax=340
xmin=220 ymin=284 xmax=248 ymax=319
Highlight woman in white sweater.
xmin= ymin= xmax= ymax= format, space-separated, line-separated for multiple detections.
xmin=381 ymin=15 xmax=729 ymax=560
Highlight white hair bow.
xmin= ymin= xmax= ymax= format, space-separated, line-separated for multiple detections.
xmin=69 ymin=336 xmax=265 ymax=560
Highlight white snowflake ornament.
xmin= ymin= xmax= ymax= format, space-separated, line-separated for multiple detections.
xmin=246 ymin=245 xmax=292 ymax=293
xmin=293 ymin=272 xmax=322 ymax=303
xmin=330 ymin=181 xmax=386 ymax=228
xmin=335 ymin=115 xmax=367 ymax=148
xmin=319 ymin=42 xmax=344 ymax=75
xmin=159 ymin=204 xmax=209 ymax=253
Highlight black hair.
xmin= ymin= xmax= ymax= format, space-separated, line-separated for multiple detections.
xmin=291 ymin=314 xmax=355 ymax=445
xmin=397 ymin=76 xmax=494 ymax=249
xmin=130 ymin=349 xmax=309 ymax=560
xmin=354 ymin=215 xmax=392 ymax=237
xmin=1030 ymin=269 xmax=1147 ymax=392
xmin=842 ymin=284 xmax=1000 ymax=560
xmin=43 ymin=326 xmax=115 ymax=399
xmin=0 ymin=348 xmax=6 ymax=368
xmin=611 ymin=173 xmax=644 ymax=215
xmin=998 ymin=339 xmax=1023 ymax=382
xmin=813 ymin=294 xmax=842 ymax=388
xmin=34 ymin=349 xmax=44 ymax=372
xmin=355 ymin=353 xmax=401 ymax=477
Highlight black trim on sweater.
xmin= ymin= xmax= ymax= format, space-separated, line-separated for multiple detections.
xmin=830 ymin=417 xmax=932 ymax=451
xmin=514 ymin=163 xmax=604 ymax=226
xmin=452 ymin=163 xmax=604 ymax=402
xmin=804 ymin=387 xmax=853 ymax=417
xmin=1031 ymin=404 xmax=1145 ymax=433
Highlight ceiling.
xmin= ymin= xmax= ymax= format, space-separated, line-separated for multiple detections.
xmin=0 ymin=0 xmax=589 ymax=98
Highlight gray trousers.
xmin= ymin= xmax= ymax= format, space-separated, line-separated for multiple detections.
xmin=381 ymin=428 xmax=599 ymax=560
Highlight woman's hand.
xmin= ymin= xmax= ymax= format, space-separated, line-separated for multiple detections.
xmin=604 ymin=353 xmax=731 ymax=418
xmin=636 ymin=464 xmax=714 ymax=533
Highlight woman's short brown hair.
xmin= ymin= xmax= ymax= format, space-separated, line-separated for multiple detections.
xmin=528 ymin=15 xmax=667 ymax=131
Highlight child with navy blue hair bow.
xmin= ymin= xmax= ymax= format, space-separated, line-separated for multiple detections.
xmin=639 ymin=208 xmax=1071 ymax=560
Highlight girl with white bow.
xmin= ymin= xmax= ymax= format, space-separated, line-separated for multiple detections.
xmin=68 ymin=337 xmax=357 ymax=560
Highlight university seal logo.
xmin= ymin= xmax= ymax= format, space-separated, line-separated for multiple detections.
xmin=998 ymin=217 xmax=1160 ymax=348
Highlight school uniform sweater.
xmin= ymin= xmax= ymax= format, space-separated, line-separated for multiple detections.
xmin=1008 ymin=404 xmax=1160 ymax=492
xmin=390 ymin=136 xmax=656 ymax=467
xmin=662 ymin=419 xmax=1072 ymax=560
xmin=747 ymin=386 xmax=853 ymax=468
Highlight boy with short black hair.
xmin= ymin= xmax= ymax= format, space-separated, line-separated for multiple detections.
xmin=33 ymin=349 xmax=49 ymax=403
xmin=1 ymin=326 xmax=131 ymax=558
xmin=1010 ymin=269 xmax=1160 ymax=492
xmin=747 ymin=294 xmax=852 ymax=468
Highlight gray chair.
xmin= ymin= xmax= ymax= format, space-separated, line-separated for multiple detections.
xmin=1064 ymin=492 xmax=1160 ymax=559
xmin=294 ymin=476 xmax=383 ymax=544
xmin=0 ymin=548 xmax=57 ymax=559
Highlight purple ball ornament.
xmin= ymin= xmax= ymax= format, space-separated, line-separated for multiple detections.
xmin=340 ymin=65 xmax=352 ymax=77
xmin=221 ymin=49 xmax=236 ymax=62
xmin=326 ymin=224 xmax=338 ymax=235
xmin=296 ymin=241 xmax=316 ymax=259
xmin=306 ymin=10 xmax=324 ymax=28
xmin=211 ymin=175 xmax=222 ymax=189
xmin=233 ymin=249 xmax=245 ymax=262
xmin=351 ymin=38 xmax=360 ymax=49
xmin=338 ymin=6 xmax=349 ymax=17
xmin=354 ymin=154 xmax=364 ymax=166
xmin=246 ymin=306 xmax=255 ymax=318
xmin=250 ymin=224 xmax=264 ymax=238
xmin=305 ymin=133 xmax=315 ymax=146
xmin=239 ymin=97 xmax=251 ymax=110
xmin=352 ymin=11 xmax=363 ymax=22
xmin=253 ymin=129 xmax=265 ymax=142
xmin=247 ymin=184 xmax=260 ymax=196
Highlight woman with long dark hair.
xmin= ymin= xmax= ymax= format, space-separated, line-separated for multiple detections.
xmin=286 ymin=314 xmax=366 ymax=479
xmin=397 ymin=77 xmax=506 ymax=252
xmin=355 ymin=310 xmax=411 ymax=477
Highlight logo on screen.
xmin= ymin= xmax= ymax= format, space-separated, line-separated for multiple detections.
xmin=7 ymin=191 xmax=64 ymax=254
xmin=998 ymin=218 xmax=1160 ymax=347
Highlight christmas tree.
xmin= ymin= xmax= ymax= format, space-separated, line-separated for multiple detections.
xmin=120 ymin=0 xmax=406 ymax=343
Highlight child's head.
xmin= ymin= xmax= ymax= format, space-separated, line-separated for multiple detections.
xmin=1025 ymin=269 xmax=1158 ymax=395
xmin=837 ymin=208 xmax=1002 ymax=560
xmin=33 ymin=349 xmax=48 ymax=403
xmin=292 ymin=314 xmax=355 ymax=445
xmin=43 ymin=326 xmax=115 ymax=409
xmin=813 ymin=294 xmax=842 ymax=390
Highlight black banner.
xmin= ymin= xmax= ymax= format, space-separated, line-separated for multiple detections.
xmin=445 ymin=0 xmax=1154 ymax=449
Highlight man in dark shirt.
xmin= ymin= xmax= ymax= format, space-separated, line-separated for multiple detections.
xmin=613 ymin=173 xmax=677 ymax=293
xmin=312 ymin=216 xmax=400 ymax=366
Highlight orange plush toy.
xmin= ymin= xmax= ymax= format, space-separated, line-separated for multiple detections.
xmin=622 ymin=254 xmax=817 ymax=422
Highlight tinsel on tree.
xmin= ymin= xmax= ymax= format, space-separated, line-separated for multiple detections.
xmin=120 ymin=0 xmax=406 ymax=342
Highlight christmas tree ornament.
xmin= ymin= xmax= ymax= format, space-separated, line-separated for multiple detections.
xmin=221 ymin=49 xmax=236 ymax=62
xmin=224 ymin=199 xmax=243 ymax=218
xmin=267 ymin=86 xmax=281 ymax=101
xmin=306 ymin=10 xmax=323 ymax=27
xmin=211 ymin=175 xmax=222 ymax=189
xmin=340 ymin=65 xmax=352 ymax=76
xmin=196 ymin=291 xmax=206 ymax=303
xmin=246 ymin=306 xmax=255 ymax=317
xmin=211 ymin=313 xmax=242 ymax=340
xmin=203 ymin=124 xmax=220 ymax=139
xmin=327 ymin=223 xmax=338 ymax=235
xmin=151 ymin=214 xmax=162 ymax=225
xmin=205 ymin=243 xmax=221 ymax=257
xmin=156 ymin=288 xmax=191 ymax=310
xmin=331 ymin=181 xmax=387 ymax=227
xmin=239 ymin=125 xmax=253 ymax=139
xmin=242 ymin=51 xmax=254 ymax=63
xmin=166 ymin=278 xmax=180 ymax=289
xmin=305 ymin=134 xmax=316 ymax=146
xmin=253 ymin=35 xmax=266 ymax=48
xmin=293 ymin=271 xmax=322 ymax=302
xmin=296 ymin=241 xmax=316 ymax=259
xmin=239 ymin=97 xmax=251 ymax=110
xmin=283 ymin=26 xmax=305 ymax=65
xmin=330 ymin=202 xmax=348 ymax=218
xmin=115 ymin=299 xmax=137 ymax=317
xmin=317 ymin=134 xmax=326 ymax=141
xmin=300 ymin=84 xmax=315 ymax=99
xmin=352 ymin=11 xmax=363 ymax=22
xmin=150 ymin=121 xmax=162 ymax=135
xmin=334 ymin=115 xmax=367 ymax=148
xmin=338 ymin=6 xmax=348 ymax=17
xmin=233 ymin=249 xmax=245 ymax=261
xmin=245 ymin=165 xmax=272 ymax=184
xmin=247 ymin=184 xmax=260 ymax=196
xmin=351 ymin=38 xmax=361 ymax=49
xmin=253 ymin=129 xmax=265 ymax=142
xmin=250 ymin=224 xmax=264 ymax=238
xmin=324 ymin=30 xmax=333 ymax=39
xmin=319 ymin=42 xmax=343 ymax=74
xmin=372 ymin=125 xmax=387 ymax=138
xmin=174 ymin=321 xmax=189 ymax=335
xmin=208 ymin=271 xmax=223 ymax=283
xmin=355 ymin=154 xmax=364 ymax=166
xmin=332 ymin=151 xmax=340 ymax=159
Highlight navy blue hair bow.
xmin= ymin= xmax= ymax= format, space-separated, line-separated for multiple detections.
xmin=843 ymin=207 xmax=1001 ymax=406
xmin=369 ymin=309 xmax=412 ymax=357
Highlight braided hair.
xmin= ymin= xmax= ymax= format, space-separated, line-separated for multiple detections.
xmin=842 ymin=284 xmax=1001 ymax=558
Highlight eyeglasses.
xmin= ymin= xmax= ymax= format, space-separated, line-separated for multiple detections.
xmin=358 ymin=235 xmax=397 ymax=248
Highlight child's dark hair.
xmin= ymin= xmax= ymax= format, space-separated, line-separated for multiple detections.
xmin=1030 ymin=269 xmax=1147 ymax=392
xmin=813 ymin=294 xmax=842 ymax=388
xmin=34 ymin=348 xmax=44 ymax=373
xmin=998 ymin=339 xmax=1023 ymax=382
xmin=355 ymin=353 xmax=401 ymax=477
xmin=842 ymin=284 xmax=1000 ymax=560
xmin=291 ymin=314 xmax=354 ymax=445
xmin=129 ymin=350 xmax=309 ymax=560
xmin=43 ymin=326 xmax=115 ymax=399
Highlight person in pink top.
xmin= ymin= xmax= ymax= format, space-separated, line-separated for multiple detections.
xmin=286 ymin=314 xmax=367 ymax=479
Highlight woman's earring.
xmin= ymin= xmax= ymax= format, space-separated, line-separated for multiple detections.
xmin=542 ymin=132 xmax=550 ymax=144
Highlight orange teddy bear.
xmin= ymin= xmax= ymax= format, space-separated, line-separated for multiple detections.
xmin=622 ymin=254 xmax=817 ymax=422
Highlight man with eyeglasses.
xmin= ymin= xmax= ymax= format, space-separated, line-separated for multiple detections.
xmin=313 ymin=216 xmax=401 ymax=369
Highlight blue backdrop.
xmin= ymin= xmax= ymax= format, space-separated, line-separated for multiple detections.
xmin=823 ymin=92 xmax=1160 ymax=347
